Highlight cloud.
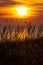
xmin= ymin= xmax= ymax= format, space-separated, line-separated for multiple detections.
xmin=0 ymin=0 xmax=23 ymax=7
xmin=0 ymin=13 xmax=11 ymax=15
xmin=28 ymin=3 xmax=43 ymax=6
xmin=0 ymin=0 xmax=43 ymax=7
xmin=0 ymin=13 xmax=12 ymax=18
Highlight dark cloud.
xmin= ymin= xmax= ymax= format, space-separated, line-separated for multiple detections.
xmin=0 ymin=0 xmax=23 ymax=7
xmin=0 ymin=0 xmax=43 ymax=7
xmin=28 ymin=3 xmax=43 ymax=6
xmin=0 ymin=13 xmax=11 ymax=18
xmin=33 ymin=3 xmax=43 ymax=6
xmin=0 ymin=13 xmax=11 ymax=15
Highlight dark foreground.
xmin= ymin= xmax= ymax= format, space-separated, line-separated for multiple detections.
xmin=0 ymin=37 xmax=43 ymax=65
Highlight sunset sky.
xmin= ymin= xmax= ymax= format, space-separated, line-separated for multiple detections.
xmin=0 ymin=0 xmax=43 ymax=26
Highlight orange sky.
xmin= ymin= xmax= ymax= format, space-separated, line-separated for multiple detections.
xmin=0 ymin=0 xmax=43 ymax=18
xmin=14 ymin=0 xmax=43 ymax=4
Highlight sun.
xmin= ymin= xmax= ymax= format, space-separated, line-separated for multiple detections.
xmin=12 ymin=5 xmax=35 ymax=18
xmin=16 ymin=6 xmax=28 ymax=16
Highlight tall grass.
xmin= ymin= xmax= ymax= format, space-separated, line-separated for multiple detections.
xmin=0 ymin=22 xmax=43 ymax=42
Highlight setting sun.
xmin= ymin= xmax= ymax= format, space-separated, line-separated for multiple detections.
xmin=0 ymin=5 xmax=37 ymax=18
xmin=16 ymin=6 xmax=28 ymax=16
xmin=14 ymin=5 xmax=36 ymax=18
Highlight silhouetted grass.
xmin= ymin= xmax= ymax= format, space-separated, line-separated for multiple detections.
xmin=0 ymin=22 xmax=43 ymax=65
xmin=0 ymin=37 xmax=43 ymax=65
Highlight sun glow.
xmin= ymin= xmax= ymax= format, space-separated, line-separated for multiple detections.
xmin=16 ymin=6 xmax=28 ymax=16
xmin=0 ymin=5 xmax=38 ymax=18
xmin=14 ymin=5 xmax=37 ymax=18
xmin=14 ymin=5 xmax=30 ymax=18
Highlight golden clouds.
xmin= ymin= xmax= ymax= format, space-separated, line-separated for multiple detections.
xmin=14 ymin=0 xmax=43 ymax=4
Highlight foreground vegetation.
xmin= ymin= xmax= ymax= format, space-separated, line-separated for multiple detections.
xmin=0 ymin=23 xmax=43 ymax=42
xmin=0 ymin=22 xmax=43 ymax=65
xmin=0 ymin=37 xmax=43 ymax=65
